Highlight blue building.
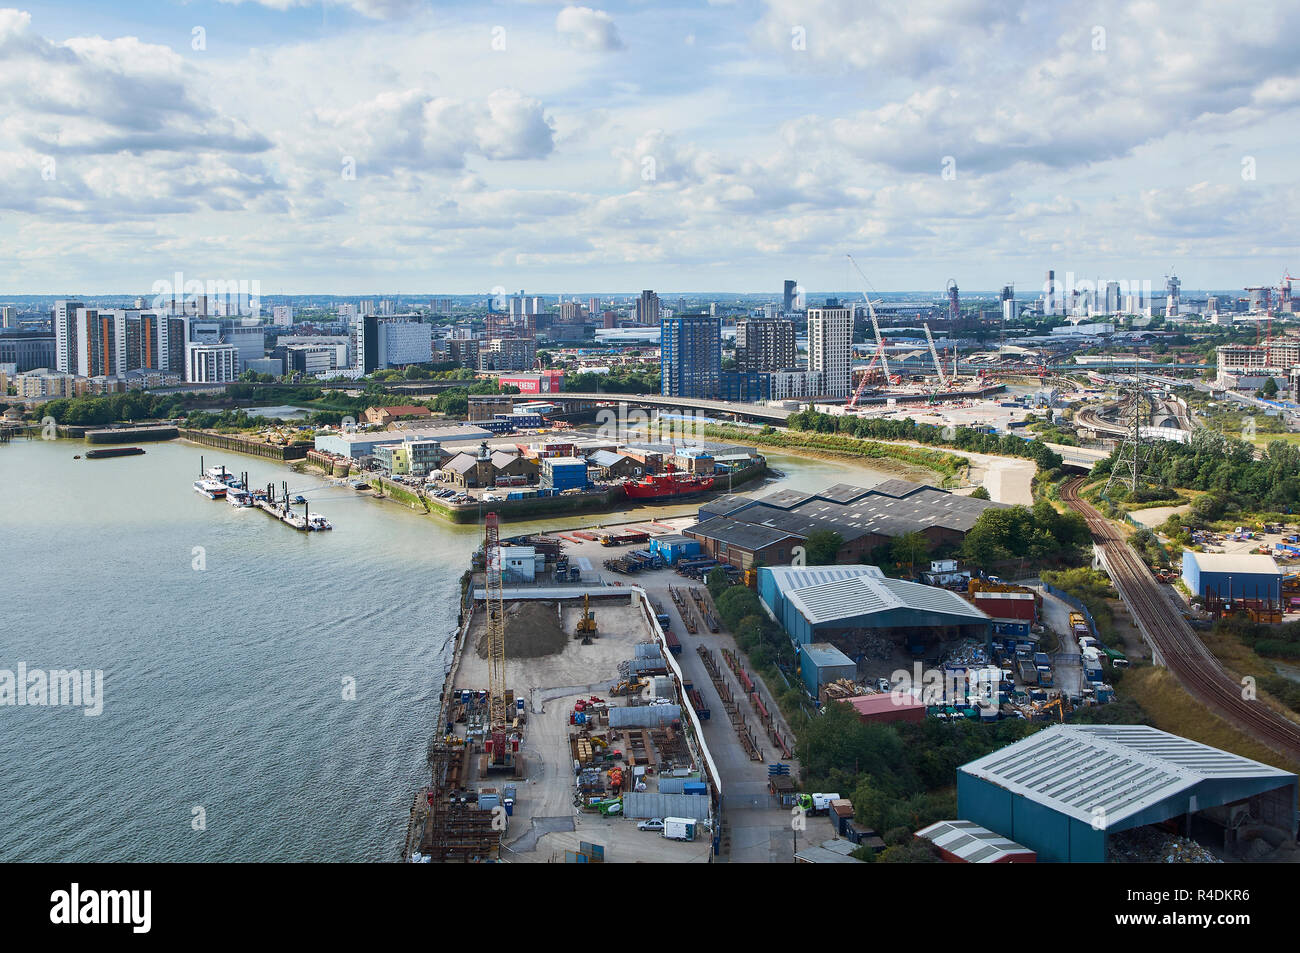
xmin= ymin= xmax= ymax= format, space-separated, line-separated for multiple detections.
xmin=660 ymin=314 xmax=721 ymax=399
xmin=720 ymin=370 xmax=770 ymax=402
xmin=958 ymin=725 xmax=1297 ymax=862
xmin=1181 ymin=550 xmax=1282 ymax=602
xmin=799 ymin=642 xmax=856 ymax=696
xmin=757 ymin=565 xmax=990 ymax=648
xmin=541 ymin=456 xmax=588 ymax=490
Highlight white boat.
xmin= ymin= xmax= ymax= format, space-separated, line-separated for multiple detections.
xmin=308 ymin=515 xmax=333 ymax=531
xmin=226 ymin=488 xmax=253 ymax=507
xmin=205 ymin=465 xmax=237 ymax=485
xmin=194 ymin=478 xmax=228 ymax=499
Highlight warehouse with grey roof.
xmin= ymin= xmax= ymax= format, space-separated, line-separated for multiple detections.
xmin=686 ymin=481 xmax=1006 ymax=568
xmin=957 ymin=724 xmax=1298 ymax=862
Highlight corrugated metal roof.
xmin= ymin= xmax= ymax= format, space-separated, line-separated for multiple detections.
xmin=784 ymin=574 xmax=988 ymax=626
xmin=800 ymin=642 xmax=855 ymax=668
xmin=959 ymin=725 xmax=1295 ymax=828
xmin=1184 ymin=551 xmax=1281 ymax=575
xmin=915 ymin=820 xmax=1035 ymax=862
xmin=762 ymin=565 xmax=885 ymax=590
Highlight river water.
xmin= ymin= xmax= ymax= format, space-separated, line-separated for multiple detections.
xmin=0 ymin=436 xmax=907 ymax=861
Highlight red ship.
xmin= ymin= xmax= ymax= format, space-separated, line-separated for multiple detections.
xmin=623 ymin=464 xmax=715 ymax=500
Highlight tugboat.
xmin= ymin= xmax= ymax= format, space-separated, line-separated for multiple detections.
xmin=622 ymin=463 xmax=715 ymax=500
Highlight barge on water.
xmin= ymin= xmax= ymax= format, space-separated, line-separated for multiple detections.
xmin=84 ymin=446 xmax=146 ymax=459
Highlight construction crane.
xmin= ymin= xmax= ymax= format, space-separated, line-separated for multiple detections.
xmin=846 ymin=253 xmax=892 ymax=382
xmin=483 ymin=512 xmax=509 ymax=730
xmin=923 ymin=322 xmax=948 ymax=389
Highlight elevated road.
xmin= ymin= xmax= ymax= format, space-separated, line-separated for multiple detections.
xmin=1061 ymin=478 xmax=1300 ymax=762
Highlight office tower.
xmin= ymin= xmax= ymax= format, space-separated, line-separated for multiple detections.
xmin=783 ymin=279 xmax=797 ymax=313
xmin=660 ymin=314 xmax=721 ymax=399
xmin=1 ymin=306 xmax=14 ymax=329
xmin=52 ymin=299 xmax=85 ymax=373
xmin=947 ymin=280 xmax=960 ymax=322
xmin=375 ymin=321 xmax=433 ymax=368
xmin=1044 ymin=270 xmax=1058 ymax=315
xmin=735 ymin=317 xmax=796 ymax=371
xmin=635 ymin=290 xmax=660 ymax=325
xmin=1001 ymin=284 xmax=1016 ymax=323
xmin=807 ymin=306 xmax=852 ymax=397
xmin=1166 ymin=274 xmax=1181 ymax=315
xmin=1104 ymin=281 xmax=1122 ymax=315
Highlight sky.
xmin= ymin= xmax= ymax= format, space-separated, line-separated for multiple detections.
xmin=1 ymin=0 xmax=1298 ymax=296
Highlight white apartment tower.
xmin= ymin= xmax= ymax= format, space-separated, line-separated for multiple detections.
xmin=807 ymin=306 xmax=853 ymax=397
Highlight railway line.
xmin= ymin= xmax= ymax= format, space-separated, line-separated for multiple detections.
xmin=1060 ymin=477 xmax=1300 ymax=762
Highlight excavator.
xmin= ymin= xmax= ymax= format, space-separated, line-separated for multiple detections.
xmin=574 ymin=593 xmax=598 ymax=644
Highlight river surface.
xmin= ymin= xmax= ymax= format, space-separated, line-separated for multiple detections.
xmin=0 ymin=436 xmax=909 ymax=861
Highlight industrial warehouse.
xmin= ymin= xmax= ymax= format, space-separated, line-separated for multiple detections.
xmin=759 ymin=564 xmax=991 ymax=656
xmin=956 ymin=725 xmax=1298 ymax=863
xmin=685 ymin=480 xmax=1005 ymax=568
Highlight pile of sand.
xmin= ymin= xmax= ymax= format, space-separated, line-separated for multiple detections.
xmin=476 ymin=601 xmax=568 ymax=659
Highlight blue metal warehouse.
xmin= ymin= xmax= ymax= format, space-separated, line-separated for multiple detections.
xmin=958 ymin=725 xmax=1298 ymax=862
xmin=757 ymin=565 xmax=990 ymax=648
xmin=798 ymin=642 xmax=856 ymax=696
xmin=1181 ymin=551 xmax=1282 ymax=602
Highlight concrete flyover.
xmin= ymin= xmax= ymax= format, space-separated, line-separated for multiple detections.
xmin=1045 ymin=444 xmax=1108 ymax=472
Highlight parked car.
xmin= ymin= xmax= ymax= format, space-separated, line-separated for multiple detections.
xmin=637 ymin=818 xmax=664 ymax=832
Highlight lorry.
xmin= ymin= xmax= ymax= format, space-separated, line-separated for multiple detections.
xmin=1033 ymin=652 xmax=1053 ymax=688
xmin=662 ymin=816 xmax=697 ymax=841
xmin=1017 ymin=658 xmax=1039 ymax=685
xmin=796 ymin=792 xmax=841 ymax=816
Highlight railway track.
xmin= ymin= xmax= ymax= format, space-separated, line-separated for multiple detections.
xmin=1060 ymin=477 xmax=1300 ymax=762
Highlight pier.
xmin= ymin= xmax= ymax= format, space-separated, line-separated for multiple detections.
xmin=254 ymin=480 xmax=331 ymax=532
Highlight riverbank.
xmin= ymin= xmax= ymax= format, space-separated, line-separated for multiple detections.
xmin=344 ymin=458 xmax=770 ymax=524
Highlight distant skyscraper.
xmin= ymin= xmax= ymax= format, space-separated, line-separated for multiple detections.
xmin=807 ymin=306 xmax=852 ymax=397
xmin=635 ymin=290 xmax=660 ymax=325
xmin=1001 ymin=284 xmax=1016 ymax=324
xmin=271 ymin=305 xmax=293 ymax=326
xmin=1166 ymin=274 xmax=1181 ymax=315
xmin=1104 ymin=281 xmax=1122 ymax=315
xmin=1045 ymin=270 xmax=1058 ymax=316
xmin=783 ymin=279 xmax=797 ymax=313
xmin=1 ymin=306 xmax=15 ymax=329
xmin=736 ymin=317 xmax=796 ymax=371
xmin=660 ymin=314 xmax=721 ymax=399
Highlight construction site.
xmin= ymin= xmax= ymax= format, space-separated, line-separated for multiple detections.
xmin=403 ymin=514 xmax=718 ymax=863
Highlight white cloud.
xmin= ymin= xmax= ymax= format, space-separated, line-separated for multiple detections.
xmin=556 ymin=6 xmax=624 ymax=52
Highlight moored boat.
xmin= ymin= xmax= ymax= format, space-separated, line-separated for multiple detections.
xmin=622 ymin=465 xmax=715 ymax=500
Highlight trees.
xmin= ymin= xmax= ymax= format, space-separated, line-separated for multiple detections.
xmin=960 ymin=502 xmax=1090 ymax=570
xmin=891 ymin=531 xmax=930 ymax=574
xmin=706 ymin=567 xmax=731 ymax=598
xmin=803 ymin=530 xmax=843 ymax=565
xmin=969 ymin=485 xmax=990 ymax=500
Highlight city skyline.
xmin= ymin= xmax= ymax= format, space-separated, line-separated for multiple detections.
xmin=2 ymin=1 xmax=1299 ymax=293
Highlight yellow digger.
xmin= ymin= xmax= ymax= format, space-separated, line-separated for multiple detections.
xmin=575 ymin=594 xmax=599 ymax=644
